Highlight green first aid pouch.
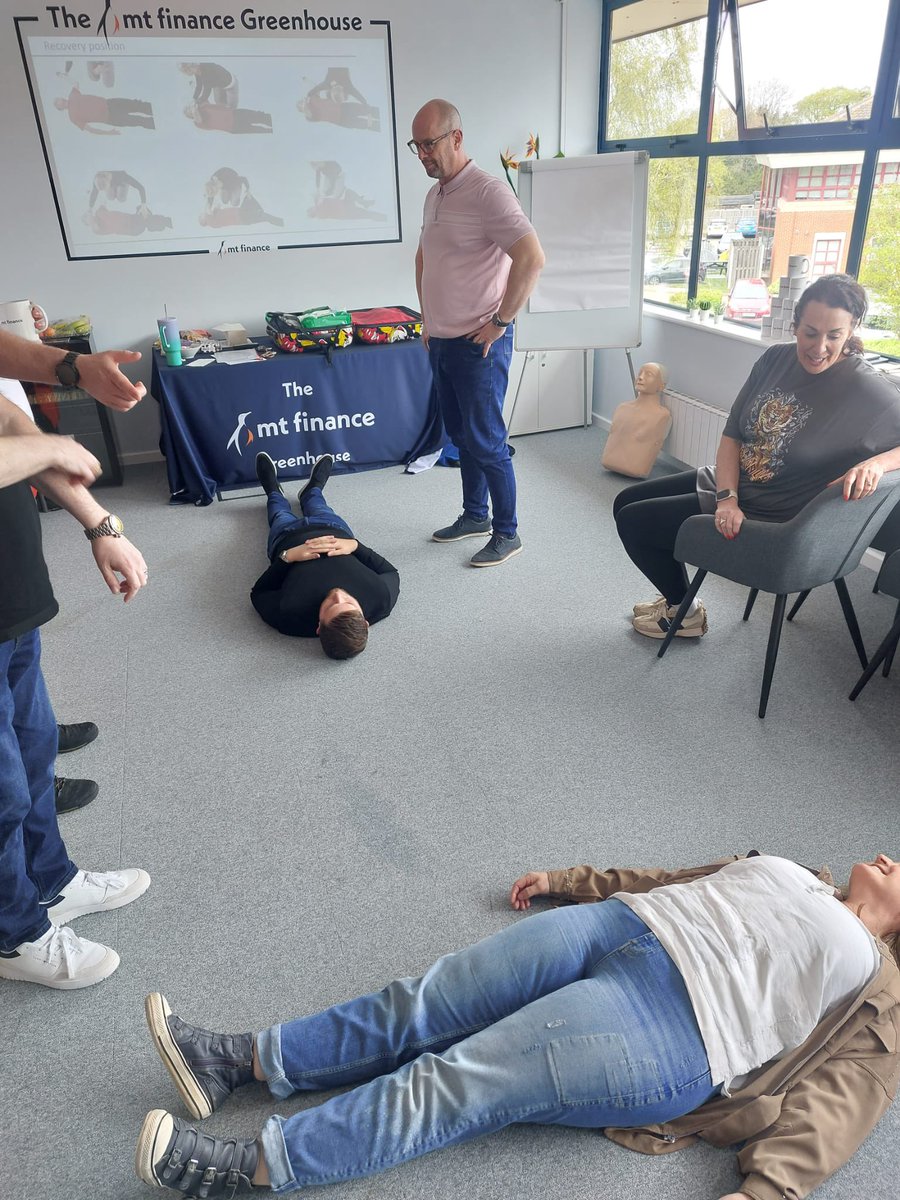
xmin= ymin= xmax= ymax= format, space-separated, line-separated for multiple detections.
xmin=297 ymin=306 xmax=352 ymax=330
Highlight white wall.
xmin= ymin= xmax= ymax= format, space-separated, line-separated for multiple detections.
xmin=0 ymin=0 xmax=602 ymax=460
xmin=594 ymin=312 xmax=770 ymax=423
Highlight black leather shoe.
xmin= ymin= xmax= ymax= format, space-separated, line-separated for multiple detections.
xmin=136 ymin=1110 xmax=259 ymax=1197
xmin=57 ymin=721 xmax=99 ymax=754
xmin=255 ymin=452 xmax=282 ymax=496
xmin=145 ymin=993 xmax=255 ymax=1120
xmin=298 ymin=453 xmax=334 ymax=504
xmin=54 ymin=777 xmax=99 ymax=814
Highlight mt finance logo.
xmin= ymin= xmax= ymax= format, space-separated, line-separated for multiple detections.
xmin=226 ymin=411 xmax=254 ymax=455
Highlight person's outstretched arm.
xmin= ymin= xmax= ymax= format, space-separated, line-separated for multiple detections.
xmin=510 ymin=857 xmax=744 ymax=909
xmin=0 ymin=329 xmax=145 ymax=411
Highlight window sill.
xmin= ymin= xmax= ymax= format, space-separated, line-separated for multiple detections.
xmin=643 ymin=301 xmax=779 ymax=346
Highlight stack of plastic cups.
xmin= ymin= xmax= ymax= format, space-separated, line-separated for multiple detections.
xmin=762 ymin=254 xmax=810 ymax=340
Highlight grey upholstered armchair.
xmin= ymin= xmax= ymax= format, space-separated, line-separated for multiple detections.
xmin=656 ymin=470 xmax=900 ymax=718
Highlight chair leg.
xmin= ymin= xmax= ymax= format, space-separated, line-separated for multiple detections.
xmin=833 ymin=577 xmax=868 ymax=669
xmin=657 ymin=570 xmax=707 ymax=659
xmin=742 ymin=588 xmax=758 ymax=622
xmin=759 ymin=594 xmax=788 ymax=719
xmin=882 ymin=601 xmax=900 ymax=677
xmin=786 ymin=590 xmax=810 ymax=622
xmin=849 ymin=614 xmax=900 ymax=700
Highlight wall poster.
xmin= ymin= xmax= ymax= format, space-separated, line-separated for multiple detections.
xmin=14 ymin=4 xmax=401 ymax=260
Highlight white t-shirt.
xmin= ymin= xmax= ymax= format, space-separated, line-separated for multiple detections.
xmin=616 ymin=856 xmax=879 ymax=1092
xmin=0 ymin=377 xmax=34 ymax=420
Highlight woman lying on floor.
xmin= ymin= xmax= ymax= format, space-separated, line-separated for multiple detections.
xmin=135 ymin=849 xmax=899 ymax=1199
xmin=615 ymin=273 xmax=900 ymax=640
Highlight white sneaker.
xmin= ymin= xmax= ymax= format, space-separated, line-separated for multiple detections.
xmin=0 ymin=925 xmax=119 ymax=989
xmin=45 ymin=868 xmax=151 ymax=926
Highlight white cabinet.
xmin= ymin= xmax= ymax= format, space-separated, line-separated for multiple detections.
xmin=504 ymin=349 xmax=589 ymax=436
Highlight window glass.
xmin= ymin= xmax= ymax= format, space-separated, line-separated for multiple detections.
xmin=643 ymin=157 xmax=699 ymax=308
xmin=700 ymin=154 xmax=765 ymax=322
xmin=711 ymin=5 xmax=738 ymax=143
xmin=607 ymin=1 xmax=706 ymax=141
xmin=859 ymin=149 xmax=900 ymax=358
xmin=738 ymin=0 xmax=888 ymax=129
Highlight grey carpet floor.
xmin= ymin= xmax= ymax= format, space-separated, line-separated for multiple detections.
xmin=3 ymin=425 xmax=898 ymax=1200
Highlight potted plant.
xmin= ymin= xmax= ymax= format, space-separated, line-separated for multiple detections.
xmin=687 ymin=297 xmax=700 ymax=321
xmin=698 ymin=299 xmax=712 ymax=323
xmin=713 ymin=299 xmax=726 ymax=325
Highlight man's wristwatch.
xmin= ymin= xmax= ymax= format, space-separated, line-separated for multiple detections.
xmin=715 ymin=488 xmax=739 ymax=503
xmin=84 ymin=514 xmax=124 ymax=541
xmin=491 ymin=313 xmax=511 ymax=328
xmin=55 ymin=352 xmax=81 ymax=388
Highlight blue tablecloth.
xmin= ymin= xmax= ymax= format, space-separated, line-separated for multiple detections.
xmin=151 ymin=339 xmax=441 ymax=505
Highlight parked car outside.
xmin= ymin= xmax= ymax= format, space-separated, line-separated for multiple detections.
xmin=737 ymin=218 xmax=758 ymax=237
xmin=644 ymin=257 xmax=707 ymax=284
xmin=707 ymin=218 xmax=727 ymax=238
xmin=725 ymin=278 xmax=771 ymax=320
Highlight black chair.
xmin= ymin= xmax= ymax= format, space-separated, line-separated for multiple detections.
xmin=656 ymin=472 xmax=900 ymax=718
xmin=849 ymin=549 xmax=900 ymax=701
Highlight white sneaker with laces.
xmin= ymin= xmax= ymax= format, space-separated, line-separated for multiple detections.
xmin=0 ymin=925 xmax=119 ymax=989
xmin=45 ymin=867 xmax=151 ymax=926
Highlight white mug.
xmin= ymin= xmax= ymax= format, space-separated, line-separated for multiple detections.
xmin=0 ymin=299 xmax=49 ymax=342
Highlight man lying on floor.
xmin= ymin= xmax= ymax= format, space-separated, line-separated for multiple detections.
xmin=250 ymin=453 xmax=399 ymax=659
xmin=135 ymin=849 xmax=900 ymax=1199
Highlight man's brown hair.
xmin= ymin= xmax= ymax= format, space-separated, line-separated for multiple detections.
xmin=319 ymin=611 xmax=368 ymax=659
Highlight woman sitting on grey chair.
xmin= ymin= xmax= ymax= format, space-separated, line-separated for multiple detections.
xmin=134 ymin=850 xmax=899 ymax=1199
xmin=614 ymin=274 xmax=900 ymax=640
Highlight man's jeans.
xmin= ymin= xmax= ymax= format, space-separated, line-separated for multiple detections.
xmin=266 ymin=489 xmax=354 ymax=562
xmin=429 ymin=327 xmax=517 ymax=538
xmin=0 ymin=630 xmax=77 ymax=952
xmin=256 ymin=900 xmax=717 ymax=1192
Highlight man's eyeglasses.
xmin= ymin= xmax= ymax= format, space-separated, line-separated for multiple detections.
xmin=407 ymin=130 xmax=457 ymax=155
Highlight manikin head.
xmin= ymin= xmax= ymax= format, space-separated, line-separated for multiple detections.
xmin=635 ymin=362 xmax=666 ymax=397
xmin=410 ymin=99 xmax=466 ymax=185
xmin=317 ymin=588 xmax=369 ymax=659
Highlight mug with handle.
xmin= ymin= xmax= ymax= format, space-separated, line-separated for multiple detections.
xmin=0 ymin=299 xmax=49 ymax=342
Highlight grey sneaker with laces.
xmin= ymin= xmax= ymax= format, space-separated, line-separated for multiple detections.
xmin=469 ymin=532 xmax=523 ymax=567
xmin=431 ymin=514 xmax=492 ymax=542
xmin=136 ymin=1109 xmax=259 ymax=1197
xmin=0 ymin=924 xmax=119 ymax=989
xmin=145 ymin=992 xmax=255 ymax=1120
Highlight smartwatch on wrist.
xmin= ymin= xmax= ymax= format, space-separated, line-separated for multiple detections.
xmin=55 ymin=352 xmax=81 ymax=388
xmin=84 ymin=514 xmax=124 ymax=541
xmin=491 ymin=313 xmax=511 ymax=328
xmin=716 ymin=488 xmax=738 ymax=503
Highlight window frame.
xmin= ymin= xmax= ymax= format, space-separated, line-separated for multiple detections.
xmin=599 ymin=0 xmax=900 ymax=308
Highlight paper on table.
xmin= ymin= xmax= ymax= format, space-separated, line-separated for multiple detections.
xmin=214 ymin=348 xmax=261 ymax=365
xmin=187 ymin=357 xmax=214 ymax=367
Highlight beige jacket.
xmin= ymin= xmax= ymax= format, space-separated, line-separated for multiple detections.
xmin=544 ymin=856 xmax=900 ymax=1200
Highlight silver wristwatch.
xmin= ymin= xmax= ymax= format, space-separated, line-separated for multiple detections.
xmin=491 ymin=313 xmax=511 ymax=328
xmin=84 ymin=514 xmax=124 ymax=541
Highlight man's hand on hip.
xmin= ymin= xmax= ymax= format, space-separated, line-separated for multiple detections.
xmin=466 ymin=321 xmax=506 ymax=358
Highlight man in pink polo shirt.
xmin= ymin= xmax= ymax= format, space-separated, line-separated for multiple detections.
xmin=412 ymin=99 xmax=544 ymax=567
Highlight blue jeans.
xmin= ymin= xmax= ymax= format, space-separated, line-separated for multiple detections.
xmin=0 ymin=630 xmax=77 ymax=952
xmin=429 ymin=328 xmax=517 ymax=538
xmin=256 ymin=900 xmax=717 ymax=1192
xmin=266 ymin=490 xmax=354 ymax=562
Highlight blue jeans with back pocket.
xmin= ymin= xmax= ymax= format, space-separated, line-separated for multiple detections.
xmin=256 ymin=898 xmax=718 ymax=1192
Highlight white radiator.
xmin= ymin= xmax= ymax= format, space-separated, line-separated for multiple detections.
xmin=662 ymin=390 xmax=728 ymax=468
